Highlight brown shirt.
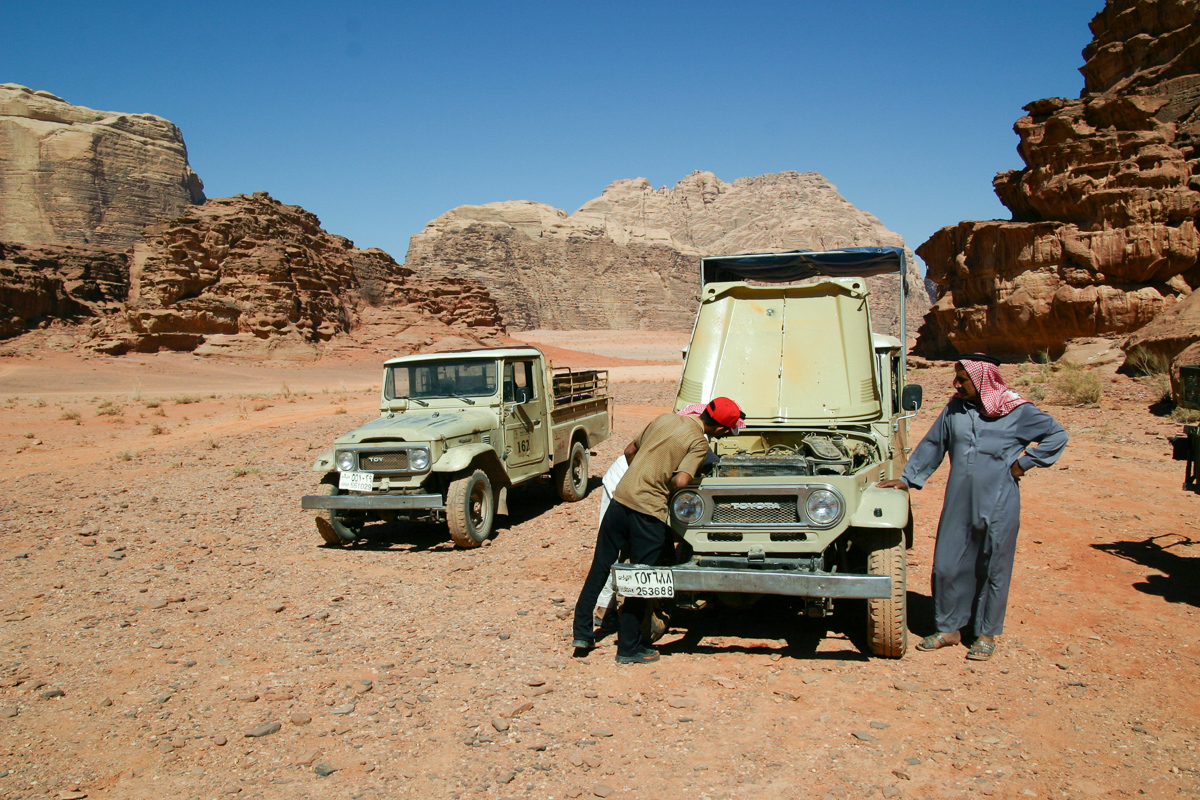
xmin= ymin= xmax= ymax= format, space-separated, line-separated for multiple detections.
xmin=613 ymin=413 xmax=709 ymax=523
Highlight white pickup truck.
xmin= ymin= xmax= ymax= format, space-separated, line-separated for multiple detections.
xmin=302 ymin=346 xmax=611 ymax=548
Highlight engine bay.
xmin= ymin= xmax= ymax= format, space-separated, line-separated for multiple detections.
xmin=711 ymin=431 xmax=880 ymax=477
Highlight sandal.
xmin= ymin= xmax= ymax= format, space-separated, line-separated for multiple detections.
xmin=966 ymin=640 xmax=996 ymax=661
xmin=916 ymin=632 xmax=958 ymax=651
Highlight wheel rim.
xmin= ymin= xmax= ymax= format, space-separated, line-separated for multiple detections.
xmin=469 ymin=481 xmax=489 ymax=530
xmin=571 ymin=451 xmax=586 ymax=492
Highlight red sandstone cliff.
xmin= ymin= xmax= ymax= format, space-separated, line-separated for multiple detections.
xmin=915 ymin=0 xmax=1200 ymax=359
xmin=0 ymin=193 xmax=504 ymax=359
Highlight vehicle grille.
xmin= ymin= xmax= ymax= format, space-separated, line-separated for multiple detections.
xmin=707 ymin=532 xmax=743 ymax=542
xmin=710 ymin=495 xmax=798 ymax=524
xmin=770 ymin=532 xmax=807 ymax=541
xmin=359 ymin=451 xmax=410 ymax=471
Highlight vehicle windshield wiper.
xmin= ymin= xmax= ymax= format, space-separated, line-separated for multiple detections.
xmin=451 ymin=394 xmax=476 ymax=405
xmin=407 ymin=397 xmax=428 ymax=407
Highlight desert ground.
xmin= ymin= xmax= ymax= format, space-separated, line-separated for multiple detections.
xmin=0 ymin=330 xmax=1197 ymax=800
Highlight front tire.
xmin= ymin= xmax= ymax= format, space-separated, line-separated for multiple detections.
xmin=555 ymin=440 xmax=589 ymax=502
xmin=862 ymin=528 xmax=908 ymax=658
xmin=446 ymin=470 xmax=495 ymax=548
xmin=315 ymin=475 xmax=364 ymax=545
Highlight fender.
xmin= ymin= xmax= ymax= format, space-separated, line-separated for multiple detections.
xmin=552 ymin=424 xmax=589 ymax=462
xmin=848 ymin=486 xmax=911 ymax=530
xmin=431 ymin=444 xmax=510 ymax=486
xmin=311 ymin=450 xmax=336 ymax=472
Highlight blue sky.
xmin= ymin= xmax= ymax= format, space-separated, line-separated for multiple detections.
xmin=6 ymin=1 xmax=1103 ymax=270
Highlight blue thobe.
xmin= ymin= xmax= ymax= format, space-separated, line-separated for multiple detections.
xmin=901 ymin=398 xmax=1068 ymax=636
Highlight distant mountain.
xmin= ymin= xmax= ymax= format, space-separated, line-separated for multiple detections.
xmin=404 ymin=170 xmax=931 ymax=337
xmin=0 ymin=84 xmax=205 ymax=247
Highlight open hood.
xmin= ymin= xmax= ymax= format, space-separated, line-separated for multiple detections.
xmin=674 ymin=278 xmax=881 ymax=425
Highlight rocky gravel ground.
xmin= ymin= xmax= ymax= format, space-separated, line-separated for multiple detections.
xmin=0 ymin=348 xmax=1197 ymax=800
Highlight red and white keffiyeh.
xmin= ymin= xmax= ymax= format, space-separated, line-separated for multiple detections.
xmin=958 ymin=359 xmax=1030 ymax=418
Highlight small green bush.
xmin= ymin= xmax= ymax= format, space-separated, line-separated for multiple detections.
xmin=1055 ymin=363 xmax=1102 ymax=406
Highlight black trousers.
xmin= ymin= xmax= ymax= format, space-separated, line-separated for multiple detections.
xmin=573 ymin=500 xmax=673 ymax=657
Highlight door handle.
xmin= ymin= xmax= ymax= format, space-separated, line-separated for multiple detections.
xmin=533 ymin=419 xmax=542 ymax=427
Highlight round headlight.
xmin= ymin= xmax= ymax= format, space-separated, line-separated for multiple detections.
xmin=671 ymin=491 xmax=705 ymax=525
xmin=805 ymin=489 xmax=842 ymax=526
xmin=409 ymin=448 xmax=430 ymax=471
xmin=336 ymin=451 xmax=356 ymax=472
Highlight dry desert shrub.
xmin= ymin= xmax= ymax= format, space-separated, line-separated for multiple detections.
xmin=1125 ymin=346 xmax=1172 ymax=401
xmin=1125 ymin=346 xmax=1172 ymax=375
xmin=1055 ymin=363 xmax=1102 ymax=406
xmin=173 ymin=394 xmax=200 ymax=405
xmin=1172 ymin=407 xmax=1200 ymax=423
xmin=60 ymin=409 xmax=81 ymax=422
xmin=96 ymin=401 xmax=123 ymax=417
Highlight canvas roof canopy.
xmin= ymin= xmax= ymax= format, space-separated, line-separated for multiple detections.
xmin=700 ymin=246 xmax=905 ymax=288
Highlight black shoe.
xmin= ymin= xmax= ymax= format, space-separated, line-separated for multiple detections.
xmin=571 ymin=638 xmax=595 ymax=653
xmin=615 ymin=646 xmax=659 ymax=664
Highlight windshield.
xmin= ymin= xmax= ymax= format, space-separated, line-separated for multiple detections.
xmin=385 ymin=359 xmax=498 ymax=401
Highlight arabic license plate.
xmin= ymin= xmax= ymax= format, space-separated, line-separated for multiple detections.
xmin=339 ymin=471 xmax=374 ymax=492
xmin=613 ymin=567 xmax=675 ymax=599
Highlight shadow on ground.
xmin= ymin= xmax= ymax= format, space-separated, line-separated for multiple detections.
xmin=1093 ymin=534 xmax=1200 ymax=608
xmin=323 ymin=476 xmax=604 ymax=552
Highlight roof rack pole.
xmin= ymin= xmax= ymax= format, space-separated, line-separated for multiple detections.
xmin=900 ymin=251 xmax=908 ymax=378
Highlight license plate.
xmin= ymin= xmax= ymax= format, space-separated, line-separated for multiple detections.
xmin=339 ymin=471 xmax=374 ymax=492
xmin=613 ymin=567 xmax=675 ymax=599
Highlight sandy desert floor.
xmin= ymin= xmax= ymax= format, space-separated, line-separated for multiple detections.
xmin=0 ymin=330 xmax=1197 ymax=800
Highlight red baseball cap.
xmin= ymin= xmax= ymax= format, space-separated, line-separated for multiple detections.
xmin=706 ymin=397 xmax=745 ymax=431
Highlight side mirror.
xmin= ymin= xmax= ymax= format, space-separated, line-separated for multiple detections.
xmin=902 ymin=384 xmax=923 ymax=412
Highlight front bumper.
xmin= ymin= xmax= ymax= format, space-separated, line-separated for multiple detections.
xmin=613 ymin=558 xmax=890 ymax=599
xmin=301 ymin=494 xmax=444 ymax=511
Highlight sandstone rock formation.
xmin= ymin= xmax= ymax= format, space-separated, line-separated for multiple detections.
xmin=915 ymin=0 xmax=1200 ymax=359
xmin=0 ymin=194 xmax=504 ymax=359
xmin=0 ymin=241 xmax=129 ymax=340
xmin=405 ymin=171 xmax=929 ymax=337
xmin=115 ymin=192 xmax=503 ymax=356
xmin=0 ymin=84 xmax=205 ymax=248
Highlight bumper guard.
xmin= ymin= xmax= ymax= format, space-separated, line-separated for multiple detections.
xmin=301 ymin=494 xmax=444 ymax=511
